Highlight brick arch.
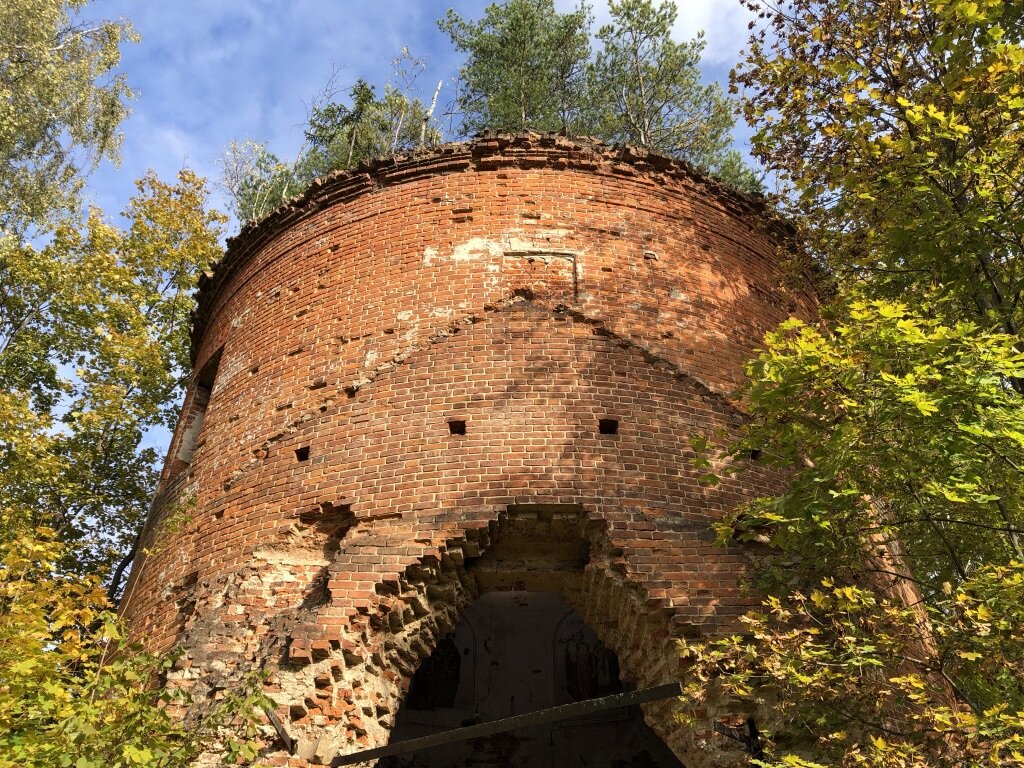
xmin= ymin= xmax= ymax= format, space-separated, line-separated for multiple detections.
xmin=270 ymin=500 xmax=704 ymax=766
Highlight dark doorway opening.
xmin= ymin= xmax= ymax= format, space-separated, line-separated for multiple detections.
xmin=382 ymin=592 xmax=683 ymax=768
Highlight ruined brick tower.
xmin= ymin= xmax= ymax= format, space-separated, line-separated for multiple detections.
xmin=122 ymin=134 xmax=815 ymax=768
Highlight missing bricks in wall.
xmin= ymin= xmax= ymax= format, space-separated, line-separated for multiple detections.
xmin=599 ymin=418 xmax=619 ymax=435
xmin=295 ymin=446 xmax=311 ymax=462
xmin=448 ymin=419 xmax=466 ymax=436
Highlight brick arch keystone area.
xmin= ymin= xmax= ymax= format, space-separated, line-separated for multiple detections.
xmin=119 ymin=132 xmax=818 ymax=768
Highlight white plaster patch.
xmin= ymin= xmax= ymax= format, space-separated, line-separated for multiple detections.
xmin=451 ymin=237 xmax=503 ymax=262
xmin=424 ymin=232 xmax=583 ymax=269
xmin=231 ymin=306 xmax=252 ymax=329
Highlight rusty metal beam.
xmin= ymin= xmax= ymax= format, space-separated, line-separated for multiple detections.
xmin=332 ymin=682 xmax=682 ymax=766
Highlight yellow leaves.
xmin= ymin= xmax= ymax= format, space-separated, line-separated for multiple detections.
xmin=834 ymin=585 xmax=859 ymax=603
xmin=122 ymin=746 xmax=154 ymax=765
xmin=889 ymin=674 xmax=926 ymax=690
xmin=810 ymin=589 xmax=831 ymax=609
xmin=957 ymin=650 xmax=984 ymax=660
xmin=875 ymin=301 xmax=907 ymax=319
xmin=951 ymin=1 xmax=986 ymax=24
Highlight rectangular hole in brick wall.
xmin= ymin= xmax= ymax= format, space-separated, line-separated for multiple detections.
xmin=295 ymin=446 xmax=311 ymax=462
xmin=599 ymin=419 xmax=619 ymax=435
xmin=448 ymin=420 xmax=466 ymax=436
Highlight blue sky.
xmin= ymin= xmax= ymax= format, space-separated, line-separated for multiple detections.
xmin=87 ymin=0 xmax=758 ymax=228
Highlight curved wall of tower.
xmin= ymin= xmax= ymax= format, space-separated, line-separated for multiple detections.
xmin=122 ymin=134 xmax=816 ymax=767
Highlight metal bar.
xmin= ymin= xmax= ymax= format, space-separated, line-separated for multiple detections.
xmin=332 ymin=682 xmax=682 ymax=766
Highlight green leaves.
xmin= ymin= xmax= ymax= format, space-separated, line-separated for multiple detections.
xmin=735 ymin=0 xmax=1024 ymax=341
xmin=681 ymin=301 xmax=1024 ymax=765
xmin=439 ymin=0 xmax=764 ymax=194
xmin=1 ymin=170 xmax=225 ymax=587
xmin=222 ymin=57 xmax=443 ymax=225
xmin=704 ymin=1 xmax=1024 ymax=757
xmin=439 ymin=0 xmax=593 ymax=135
xmin=589 ymin=1 xmax=741 ymax=181
xmin=0 ymin=4 xmax=271 ymax=766
xmin=0 ymin=0 xmax=136 ymax=237
xmin=0 ymin=532 xmax=272 ymax=768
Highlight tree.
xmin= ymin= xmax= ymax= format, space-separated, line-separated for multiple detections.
xmin=439 ymin=0 xmax=763 ymax=193
xmin=0 ymin=532 xmax=270 ymax=768
xmin=303 ymin=79 xmax=441 ymax=174
xmin=439 ymin=0 xmax=593 ymax=135
xmin=589 ymin=1 xmax=748 ymax=182
xmin=732 ymin=0 xmax=1024 ymax=343
xmin=678 ymin=1 xmax=1024 ymax=765
xmin=219 ymin=139 xmax=295 ymax=226
xmin=1 ymin=170 xmax=225 ymax=587
xmin=1 ymin=3 xmax=269 ymax=764
xmin=0 ymin=0 xmax=135 ymax=236
xmin=682 ymin=302 xmax=1024 ymax=767
xmin=223 ymin=53 xmax=443 ymax=226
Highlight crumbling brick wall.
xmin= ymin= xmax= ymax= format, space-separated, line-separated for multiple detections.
xmin=121 ymin=133 xmax=817 ymax=767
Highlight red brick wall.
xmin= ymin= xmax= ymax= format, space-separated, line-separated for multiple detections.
xmin=121 ymin=134 xmax=816 ymax=767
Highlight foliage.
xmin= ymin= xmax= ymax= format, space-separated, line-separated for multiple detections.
xmin=2 ymin=4 xmax=219 ymax=587
xmin=0 ymin=0 xmax=136 ymax=236
xmin=224 ymin=0 xmax=768 ymax=226
xmin=222 ymin=54 xmax=443 ymax=225
xmin=736 ymin=301 xmax=1024 ymax=587
xmin=681 ymin=564 xmax=1024 ymax=768
xmin=1 ymin=4 xmax=272 ymax=765
xmin=303 ymin=78 xmax=441 ymax=176
xmin=438 ymin=0 xmax=764 ymax=194
xmin=0 ymin=530 xmax=272 ymax=768
xmin=733 ymin=0 xmax=1024 ymax=338
xmin=681 ymin=301 xmax=1024 ymax=766
xmin=1 ymin=170 xmax=225 ymax=588
xmin=589 ymin=0 xmax=757 ymax=190
xmin=679 ymin=0 xmax=1024 ymax=761
xmin=438 ymin=0 xmax=593 ymax=135
xmin=218 ymin=140 xmax=296 ymax=227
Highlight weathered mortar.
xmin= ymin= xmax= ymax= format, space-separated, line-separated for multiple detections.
xmin=121 ymin=133 xmax=817 ymax=767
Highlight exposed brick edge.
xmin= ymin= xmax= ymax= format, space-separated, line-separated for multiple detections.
xmin=333 ymin=293 xmax=747 ymax=420
xmin=192 ymin=131 xmax=795 ymax=364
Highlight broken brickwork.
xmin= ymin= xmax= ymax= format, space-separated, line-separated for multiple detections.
xmin=121 ymin=133 xmax=817 ymax=767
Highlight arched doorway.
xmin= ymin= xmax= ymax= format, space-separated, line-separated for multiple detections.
xmin=279 ymin=503 xmax=697 ymax=766
xmin=379 ymin=591 xmax=684 ymax=766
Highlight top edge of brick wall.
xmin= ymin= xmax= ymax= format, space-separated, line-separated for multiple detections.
xmin=190 ymin=131 xmax=796 ymax=364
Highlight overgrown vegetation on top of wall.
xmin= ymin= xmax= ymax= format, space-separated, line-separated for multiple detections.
xmin=219 ymin=0 xmax=763 ymax=226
